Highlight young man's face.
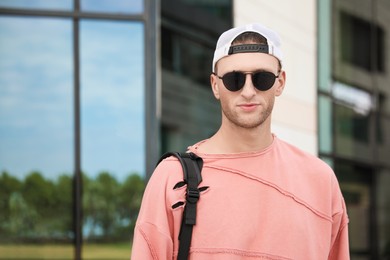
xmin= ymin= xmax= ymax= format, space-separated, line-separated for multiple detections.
xmin=210 ymin=52 xmax=285 ymax=130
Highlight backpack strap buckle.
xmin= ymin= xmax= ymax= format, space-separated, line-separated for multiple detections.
xmin=187 ymin=188 xmax=200 ymax=204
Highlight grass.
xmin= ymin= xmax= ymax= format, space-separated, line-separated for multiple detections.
xmin=0 ymin=243 xmax=131 ymax=259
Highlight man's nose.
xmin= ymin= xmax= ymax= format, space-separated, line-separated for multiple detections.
xmin=240 ymin=74 xmax=256 ymax=99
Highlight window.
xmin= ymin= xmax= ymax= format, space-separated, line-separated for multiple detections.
xmin=0 ymin=16 xmax=73 ymax=258
xmin=0 ymin=0 xmax=148 ymax=258
xmin=161 ymin=27 xmax=213 ymax=86
xmin=160 ymin=0 xmax=231 ymax=153
xmin=340 ymin=11 xmax=385 ymax=72
xmin=335 ymin=161 xmax=373 ymax=258
xmin=81 ymin=0 xmax=143 ymax=13
xmin=320 ymin=0 xmax=390 ymax=258
xmin=0 ymin=0 xmax=72 ymax=10
xmin=177 ymin=0 xmax=231 ymax=21
xmin=80 ymin=21 xmax=145 ymax=255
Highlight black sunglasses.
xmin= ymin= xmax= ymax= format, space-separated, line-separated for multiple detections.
xmin=213 ymin=71 xmax=280 ymax=92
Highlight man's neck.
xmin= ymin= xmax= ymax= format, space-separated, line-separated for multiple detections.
xmin=199 ymin=120 xmax=274 ymax=154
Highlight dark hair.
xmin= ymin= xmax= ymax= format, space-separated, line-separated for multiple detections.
xmin=231 ymin=31 xmax=268 ymax=45
xmin=231 ymin=32 xmax=282 ymax=70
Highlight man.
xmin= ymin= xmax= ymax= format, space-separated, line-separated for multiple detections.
xmin=131 ymin=23 xmax=349 ymax=260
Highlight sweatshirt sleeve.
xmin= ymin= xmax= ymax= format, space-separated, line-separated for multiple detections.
xmin=131 ymin=158 xmax=182 ymax=260
xmin=131 ymin=222 xmax=173 ymax=260
xmin=328 ymin=175 xmax=350 ymax=260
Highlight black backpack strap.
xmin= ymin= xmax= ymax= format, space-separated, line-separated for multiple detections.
xmin=157 ymin=152 xmax=203 ymax=260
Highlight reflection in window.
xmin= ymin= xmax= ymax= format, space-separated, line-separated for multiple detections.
xmin=334 ymin=102 xmax=373 ymax=161
xmin=335 ymin=103 xmax=370 ymax=143
xmin=377 ymin=169 xmax=390 ymax=258
xmin=0 ymin=17 xmax=73 ymax=258
xmin=177 ymin=0 xmax=232 ymax=21
xmin=336 ymin=161 xmax=373 ymax=258
xmin=340 ymin=11 xmax=385 ymax=72
xmin=161 ymin=27 xmax=213 ymax=86
xmin=80 ymin=20 xmax=145 ymax=257
xmin=81 ymin=0 xmax=143 ymax=14
xmin=0 ymin=0 xmax=72 ymax=10
xmin=332 ymin=82 xmax=374 ymax=116
xmin=330 ymin=1 xmax=390 ymax=259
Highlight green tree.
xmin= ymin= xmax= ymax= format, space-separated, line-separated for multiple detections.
xmin=53 ymin=174 xmax=73 ymax=237
xmin=8 ymin=192 xmax=38 ymax=236
xmin=117 ymin=173 xmax=145 ymax=239
xmin=83 ymin=172 xmax=120 ymax=239
xmin=0 ymin=172 xmax=22 ymax=237
xmin=21 ymin=171 xmax=57 ymax=237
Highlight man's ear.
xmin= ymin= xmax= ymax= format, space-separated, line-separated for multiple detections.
xmin=210 ymin=73 xmax=220 ymax=100
xmin=275 ymin=70 xmax=286 ymax=97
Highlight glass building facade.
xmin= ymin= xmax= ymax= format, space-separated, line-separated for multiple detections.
xmin=160 ymin=0 xmax=231 ymax=154
xmin=0 ymin=1 xmax=148 ymax=259
xmin=319 ymin=0 xmax=390 ymax=259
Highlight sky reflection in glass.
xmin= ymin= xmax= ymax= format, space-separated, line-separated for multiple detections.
xmin=0 ymin=17 xmax=145 ymax=180
xmin=0 ymin=0 xmax=72 ymax=10
xmin=81 ymin=0 xmax=143 ymax=13
xmin=80 ymin=20 xmax=145 ymax=179
xmin=0 ymin=0 xmax=143 ymax=13
xmin=0 ymin=17 xmax=73 ymax=179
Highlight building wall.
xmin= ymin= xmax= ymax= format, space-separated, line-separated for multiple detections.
xmin=160 ymin=0 xmax=231 ymax=154
xmin=234 ymin=0 xmax=318 ymax=155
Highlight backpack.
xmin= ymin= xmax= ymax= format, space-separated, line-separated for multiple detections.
xmin=157 ymin=152 xmax=205 ymax=260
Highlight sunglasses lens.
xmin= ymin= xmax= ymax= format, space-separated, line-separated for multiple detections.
xmin=252 ymin=72 xmax=276 ymax=91
xmin=222 ymin=72 xmax=246 ymax=91
xmin=220 ymin=71 xmax=277 ymax=92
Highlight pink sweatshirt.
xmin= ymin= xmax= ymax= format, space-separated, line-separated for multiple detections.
xmin=131 ymin=137 xmax=349 ymax=260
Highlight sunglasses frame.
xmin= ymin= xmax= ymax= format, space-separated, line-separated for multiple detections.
xmin=213 ymin=70 xmax=280 ymax=92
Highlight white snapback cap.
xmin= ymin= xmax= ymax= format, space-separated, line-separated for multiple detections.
xmin=212 ymin=23 xmax=283 ymax=72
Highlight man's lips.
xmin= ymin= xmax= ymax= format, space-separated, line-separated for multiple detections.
xmin=238 ymin=103 xmax=259 ymax=111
